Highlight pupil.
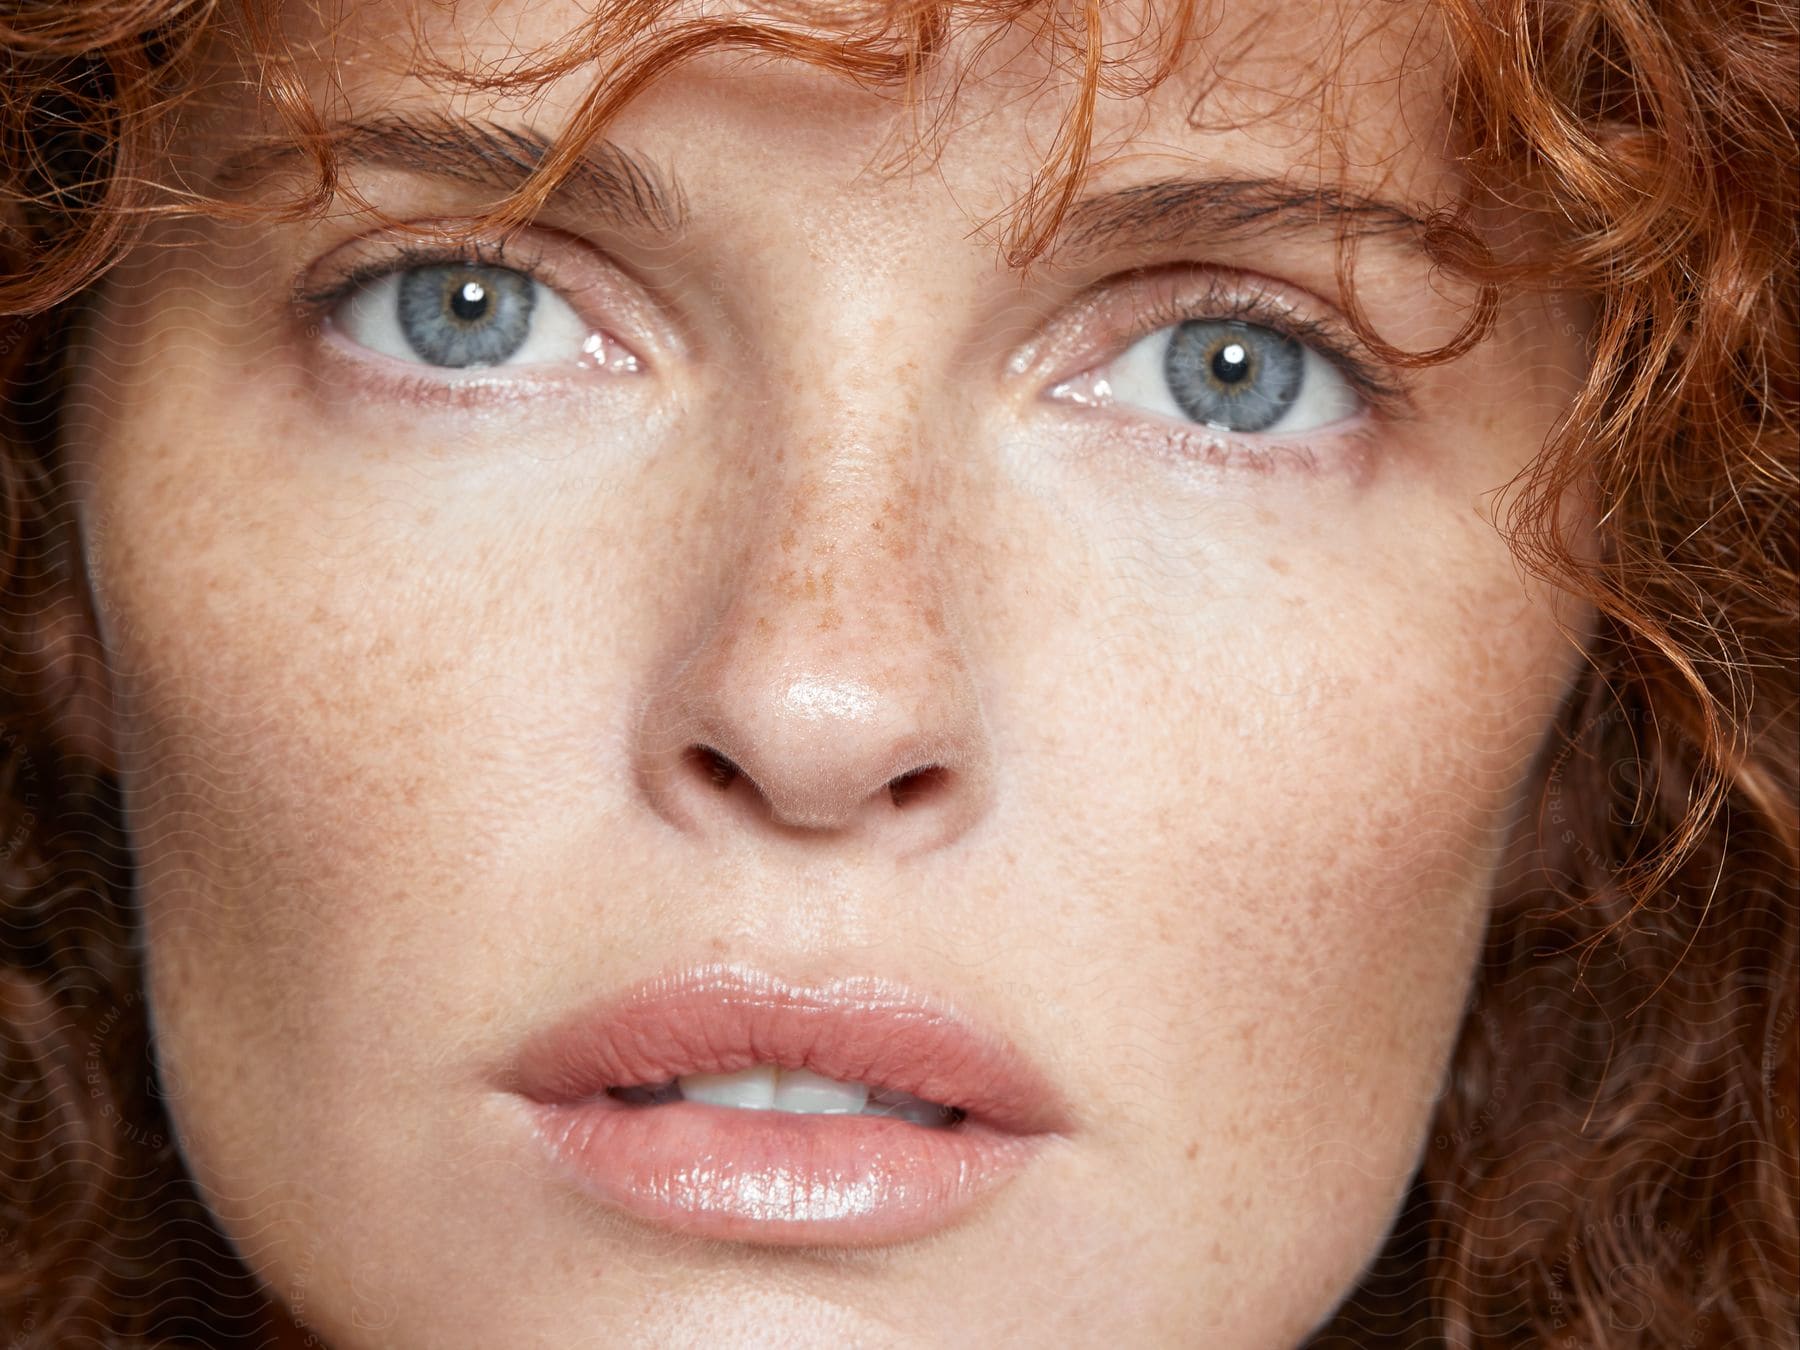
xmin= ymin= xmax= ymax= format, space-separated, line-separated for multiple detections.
xmin=1211 ymin=340 xmax=1251 ymax=385
xmin=450 ymin=278 xmax=489 ymax=323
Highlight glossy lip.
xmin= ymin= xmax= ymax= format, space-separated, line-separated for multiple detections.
xmin=509 ymin=963 xmax=1071 ymax=1246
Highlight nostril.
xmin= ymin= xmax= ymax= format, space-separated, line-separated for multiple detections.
xmin=690 ymin=745 xmax=741 ymax=789
xmin=887 ymin=764 xmax=947 ymax=809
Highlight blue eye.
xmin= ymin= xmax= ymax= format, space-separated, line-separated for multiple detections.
xmin=1101 ymin=318 xmax=1362 ymax=435
xmin=397 ymin=264 xmax=534 ymax=366
xmin=331 ymin=261 xmax=600 ymax=370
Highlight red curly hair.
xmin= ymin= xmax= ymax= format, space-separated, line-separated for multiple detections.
xmin=1 ymin=0 xmax=1795 ymax=1344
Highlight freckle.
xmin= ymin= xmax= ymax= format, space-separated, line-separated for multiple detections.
xmin=817 ymin=608 xmax=841 ymax=631
xmin=1266 ymin=555 xmax=1290 ymax=574
xmin=1186 ymin=1141 xmax=1199 ymax=1161
xmin=871 ymin=519 xmax=883 ymax=531
xmin=804 ymin=573 xmax=817 ymax=598
xmin=756 ymin=616 xmax=771 ymax=633
xmin=780 ymin=529 xmax=797 ymax=551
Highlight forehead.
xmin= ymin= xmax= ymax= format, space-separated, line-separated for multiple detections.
xmin=242 ymin=0 xmax=1460 ymax=215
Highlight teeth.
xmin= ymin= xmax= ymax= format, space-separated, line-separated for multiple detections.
xmin=772 ymin=1066 xmax=868 ymax=1115
xmin=677 ymin=1064 xmax=777 ymax=1111
xmin=664 ymin=1064 xmax=954 ymax=1125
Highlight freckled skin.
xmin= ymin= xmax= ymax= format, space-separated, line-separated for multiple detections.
xmin=61 ymin=0 xmax=1594 ymax=1346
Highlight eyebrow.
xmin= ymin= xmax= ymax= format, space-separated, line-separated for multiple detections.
xmin=211 ymin=114 xmax=687 ymax=235
xmin=213 ymin=114 xmax=1425 ymax=266
xmin=1044 ymin=177 xmax=1432 ymax=263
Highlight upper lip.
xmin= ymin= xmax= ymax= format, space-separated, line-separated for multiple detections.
xmin=509 ymin=963 xmax=1072 ymax=1136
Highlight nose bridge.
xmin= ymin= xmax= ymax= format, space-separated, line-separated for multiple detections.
xmin=631 ymin=402 xmax=995 ymax=855
xmin=760 ymin=424 xmax=947 ymax=670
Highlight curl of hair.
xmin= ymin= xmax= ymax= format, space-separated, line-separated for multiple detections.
xmin=1 ymin=0 xmax=1794 ymax=1344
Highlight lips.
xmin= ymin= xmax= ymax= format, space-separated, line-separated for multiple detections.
xmin=509 ymin=964 xmax=1070 ymax=1245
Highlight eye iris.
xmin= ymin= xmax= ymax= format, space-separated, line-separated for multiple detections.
xmin=1163 ymin=321 xmax=1303 ymax=433
xmin=395 ymin=263 xmax=536 ymax=367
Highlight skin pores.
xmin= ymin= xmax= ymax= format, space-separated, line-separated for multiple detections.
xmin=63 ymin=0 xmax=1593 ymax=1344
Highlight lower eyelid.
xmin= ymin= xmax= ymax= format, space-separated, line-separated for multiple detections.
xmin=304 ymin=327 xmax=624 ymax=411
xmin=1136 ymin=410 xmax=1393 ymax=484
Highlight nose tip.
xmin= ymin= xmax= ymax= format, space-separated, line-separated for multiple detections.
xmin=634 ymin=614 xmax=995 ymax=857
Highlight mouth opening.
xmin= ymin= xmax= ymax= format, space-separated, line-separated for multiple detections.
xmin=604 ymin=1071 xmax=967 ymax=1129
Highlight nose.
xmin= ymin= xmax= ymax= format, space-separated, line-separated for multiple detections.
xmin=631 ymin=477 xmax=995 ymax=859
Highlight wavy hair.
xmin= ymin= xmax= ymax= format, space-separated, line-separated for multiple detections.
xmin=1 ymin=0 xmax=1795 ymax=1344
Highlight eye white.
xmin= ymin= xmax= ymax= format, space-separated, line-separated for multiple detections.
xmin=1101 ymin=323 xmax=1363 ymax=434
xmin=330 ymin=270 xmax=600 ymax=369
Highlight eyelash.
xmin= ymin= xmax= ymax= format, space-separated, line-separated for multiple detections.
xmin=294 ymin=239 xmax=534 ymax=316
xmin=1036 ymin=272 xmax=1410 ymax=477
xmin=291 ymin=244 xmax=1409 ymax=471
xmin=1109 ymin=279 xmax=1405 ymax=416
xmin=291 ymin=236 xmax=647 ymax=406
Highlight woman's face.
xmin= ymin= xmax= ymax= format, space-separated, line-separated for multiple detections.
xmin=66 ymin=0 xmax=1590 ymax=1343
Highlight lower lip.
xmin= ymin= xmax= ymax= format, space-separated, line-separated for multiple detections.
xmin=527 ymin=1097 xmax=1043 ymax=1245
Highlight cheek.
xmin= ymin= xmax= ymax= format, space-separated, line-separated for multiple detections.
xmin=87 ymin=446 xmax=624 ymax=1304
xmin=91 ymin=472 xmax=580 ymax=991
xmin=996 ymin=499 xmax=1580 ymax=1331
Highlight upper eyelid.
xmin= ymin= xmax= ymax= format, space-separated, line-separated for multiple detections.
xmin=1027 ymin=266 xmax=1415 ymax=419
xmin=291 ymin=239 xmax=552 ymax=313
